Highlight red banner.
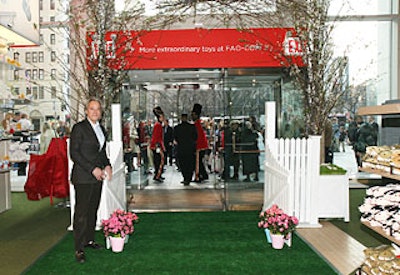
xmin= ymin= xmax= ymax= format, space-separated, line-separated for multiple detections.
xmin=87 ymin=28 xmax=303 ymax=70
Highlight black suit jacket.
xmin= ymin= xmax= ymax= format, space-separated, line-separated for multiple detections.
xmin=174 ymin=121 xmax=197 ymax=154
xmin=70 ymin=118 xmax=111 ymax=184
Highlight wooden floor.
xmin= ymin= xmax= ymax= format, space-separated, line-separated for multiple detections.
xmin=297 ymin=221 xmax=366 ymax=275
xmin=126 ymin=165 xmax=366 ymax=275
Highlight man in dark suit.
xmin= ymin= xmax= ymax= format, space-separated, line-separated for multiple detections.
xmin=174 ymin=114 xmax=197 ymax=185
xmin=69 ymin=98 xmax=112 ymax=263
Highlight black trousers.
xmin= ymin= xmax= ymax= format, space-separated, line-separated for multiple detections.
xmin=152 ymin=149 xmax=164 ymax=179
xmin=178 ymin=152 xmax=195 ymax=182
xmin=73 ymin=183 xmax=103 ymax=251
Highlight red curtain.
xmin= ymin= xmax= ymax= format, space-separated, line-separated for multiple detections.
xmin=24 ymin=138 xmax=69 ymax=204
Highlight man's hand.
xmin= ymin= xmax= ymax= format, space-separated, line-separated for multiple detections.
xmin=104 ymin=165 xmax=113 ymax=181
xmin=92 ymin=167 xmax=104 ymax=181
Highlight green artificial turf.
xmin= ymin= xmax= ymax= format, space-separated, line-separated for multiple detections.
xmin=320 ymin=163 xmax=347 ymax=175
xmin=23 ymin=211 xmax=336 ymax=275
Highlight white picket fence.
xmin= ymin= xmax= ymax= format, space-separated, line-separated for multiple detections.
xmin=263 ymin=102 xmax=321 ymax=227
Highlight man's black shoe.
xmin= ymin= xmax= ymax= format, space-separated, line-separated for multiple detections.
xmin=85 ymin=241 xmax=103 ymax=250
xmin=154 ymin=178 xmax=163 ymax=183
xmin=75 ymin=250 xmax=85 ymax=263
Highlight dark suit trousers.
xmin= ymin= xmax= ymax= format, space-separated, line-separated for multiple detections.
xmin=178 ymin=152 xmax=195 ymax=182
xmin=73 ymin=183 xmax=103 ymax=251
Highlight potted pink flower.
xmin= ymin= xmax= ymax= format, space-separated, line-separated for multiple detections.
xmin=258 ymin=204 xmax=299 ymax=249
xmin=101 ymin=209 xmax=139 ymax=252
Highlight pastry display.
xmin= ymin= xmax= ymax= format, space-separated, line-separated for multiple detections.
xmin=356 ymin=245 xmax=400 ymax=275
xmin=359 ymin=184 xmax=400 ymax=242
xmin=363 ymin=145 xmax=400 ymax=174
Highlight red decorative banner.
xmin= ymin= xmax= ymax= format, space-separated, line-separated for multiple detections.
xmin=87 ymin=28 xmax=303 ymax=70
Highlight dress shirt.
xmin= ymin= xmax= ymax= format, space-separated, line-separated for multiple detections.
xmin=89 ymin=120 xmax=105 ymax=151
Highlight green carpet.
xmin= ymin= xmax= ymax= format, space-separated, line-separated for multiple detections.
xmin=0 ymin=193 xmax=70 ymax=275
xmin=23 ymin=211 xmax=336 ymax=275
xmin=330 ymin=188 xmax=391 ymax=247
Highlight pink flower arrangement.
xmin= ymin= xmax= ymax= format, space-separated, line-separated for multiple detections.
xmin=258 ymin=204 xmax=299 ymax=237
xmin=101 ymin=209 xmax=139 ymax=238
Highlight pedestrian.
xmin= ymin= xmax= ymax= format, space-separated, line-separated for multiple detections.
xmin=240 ymin=121 xmax=259 ymax=182
xmin=137 ymin=121 xmax=150 ymax=174
xmin=324 ymin=119 xmax=333 ymax=163
xmin=223 ymin=120 xmax=241 ymax=180
xmin=338 ymin=125 xmax=347 ymax=152
xmin=163 ymin=119 xmax=174 ymax=166
xmin=191 ymin=103 xmax=209 ymax=183
xmin=150 ymin=106 xmax=165 ymax=183
xmin=353 ymin=115 xmax=377 ymax=168
xmin=69 ymin=98 xmax=112 ymax=263
xmin=174 ymin=113 xmax=197 ymax=185
xmin=40 ymin=121 xmax=56 ymax=154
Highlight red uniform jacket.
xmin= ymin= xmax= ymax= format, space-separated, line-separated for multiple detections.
xmin=194 ymin=119 xmax=208 ymax=150
xmin=150 ymin=121 xmax=165 ymax=151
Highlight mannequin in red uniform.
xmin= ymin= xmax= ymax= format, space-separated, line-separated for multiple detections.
xmin=191 ymin=103 xmax=209 ymax=183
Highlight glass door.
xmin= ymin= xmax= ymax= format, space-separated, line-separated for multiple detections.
xmin=123 ymin=68 xmax=282 ymax=212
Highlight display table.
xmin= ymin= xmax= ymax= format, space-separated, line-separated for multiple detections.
xmin=0 ymin=169 xmax=12 ymax=213
xmin=317 ymin=174 xmax=350 ymax=222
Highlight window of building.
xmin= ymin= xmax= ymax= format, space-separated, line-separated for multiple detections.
xmin=13 ymin=70 xmax=19 ymax=80
xmin=32 ymin=86 xmax=38 ymax=100
xmin=32 ymin=69 xmax=38 ymax=80
xmin=40 ymin=34 xmax=43 ymax=44
xmin=51 ymin=69 xmax=56 ymax=80
xmin=39 ymin=52 xmax=44 ymax=62
xmin=51 ymin=51 xmax=56 ymax=62
xmin=25 ymin=70 xmax=31 ymax=79
xmin=39 ymin=69 xmax=44 ymax=80
xmin=39 ymin=0 xmax=43 ymax=10
xmin=39 ymin=16 xmax=43 ymax=23
xmin=32 ymin=52 xmax=37 ymax=63
xmin=50 ymin=0 xmax=55 ymax=10
xmin=50 ymin=34 xmax=55 ymax=45
xmin=39 ymin=86 xmax=44 ymax=99
xmin=13 ymin=52 xmax=19 ymax=61
xmin=51 ymin=86 xmax=57 ymax=99
xmin=26 ymin=87 xmax=31 ymax=96
xmin=25 ymin=52 xmax=31 ymax=63
xmin=14 ymin=87 xmax=19 ymax=96
xmin=50 ymin=16 xmax=55 ymax=22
